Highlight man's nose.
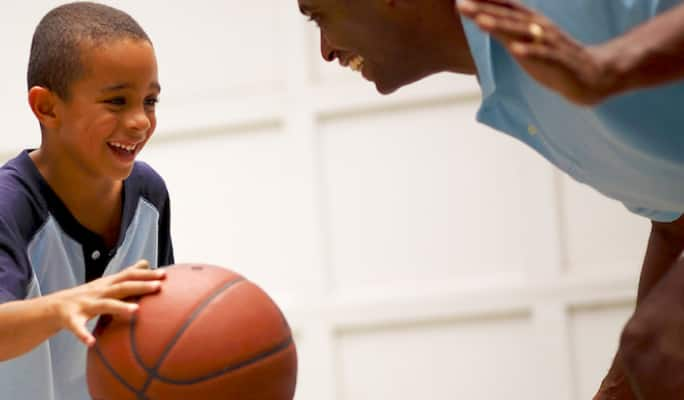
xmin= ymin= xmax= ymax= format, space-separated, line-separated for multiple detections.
xmin=320 ymin=32 xmax=336 ymax=62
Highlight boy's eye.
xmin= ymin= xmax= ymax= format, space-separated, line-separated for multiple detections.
xmin=105 ymin=97 xmax=126 ymax=106
xmin=144 ymin=97 xmax=159 ymax=107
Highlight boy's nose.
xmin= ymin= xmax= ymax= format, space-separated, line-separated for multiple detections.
xmin=127 ymin=110 xmax=152 ymax=132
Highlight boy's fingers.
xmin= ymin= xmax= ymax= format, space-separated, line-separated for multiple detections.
xmin=119 ymin=267 xmax=166 ymax=281
xmin=130 ymin=260 xmax=150 ymax=270
xmin=66 ymin=316 xmax=96 ymax=347
xmin=89 ymin=298 xmax=139 ymax=317
xmin=104 ymin=280 xmax=162 ymax=300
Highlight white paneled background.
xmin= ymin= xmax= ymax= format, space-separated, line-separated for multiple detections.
xmin=0 ymin=2 xmax=651 ymax=399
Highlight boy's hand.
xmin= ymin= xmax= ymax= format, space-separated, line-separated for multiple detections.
xmin=46 ymin=260 xmax=165 ymax=346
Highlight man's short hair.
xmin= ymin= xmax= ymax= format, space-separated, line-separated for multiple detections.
xmin=27 ymin=1 xmax=151 ymax=99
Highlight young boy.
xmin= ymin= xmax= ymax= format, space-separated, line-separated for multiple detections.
xmin=0 ymin=3 xmax=173 ymax=399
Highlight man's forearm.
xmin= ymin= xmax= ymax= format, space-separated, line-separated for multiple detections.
xmin=616 ymin=217 xmax=684 ymax=399
xmin=599 ymin=3 xmax=684 ymax=97
xmin=636 ymin=219 xmax=684 ymax=304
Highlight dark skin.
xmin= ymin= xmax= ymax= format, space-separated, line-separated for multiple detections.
xmin=457 ymin=0 xmax=684 ymax=105
xmin=458 ymin=1 xmax=684 ymax=398
xmin=301 ymin=0 xmax=684 ymax=397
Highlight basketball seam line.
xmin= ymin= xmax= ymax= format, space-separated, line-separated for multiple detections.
xmin=153 ymin=336 xmax=294 ymax=385
xmin=92 ymin=341 xmax=140 ymax=395
xmin=136 ymin=276 xmax=246 ymax=394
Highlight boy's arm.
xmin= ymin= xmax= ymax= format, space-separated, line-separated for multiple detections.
xmin=0 ymin=260 xmax=165 ymax=362
xmin=458 ymin=0 xmax=684 ymax=105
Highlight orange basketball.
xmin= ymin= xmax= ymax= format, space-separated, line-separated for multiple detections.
xmin=86 ymin=263 xmax=297 ymax=400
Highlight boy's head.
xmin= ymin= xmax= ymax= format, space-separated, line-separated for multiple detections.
xmin=27 ymin=2 xmax=160 ymax=182
xmin=28 ymin=1 xmax=151 ymax=100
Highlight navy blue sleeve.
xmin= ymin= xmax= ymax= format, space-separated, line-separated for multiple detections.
xmin=0 ymin=189 xmax=40 ymax=303
xmin=157 ymin=192 xmax=174 ymax=267
xmin=0 ymin=217 xmax=30 ymax=302
xmin=130 ymin=161 xmax=174 ymax=267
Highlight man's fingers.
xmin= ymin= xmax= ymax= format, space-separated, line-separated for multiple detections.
xmin=459 ymin=0 xmax=532 ymax=18
xmin=103 ymin=280 xmax=162 ymax=300
xmin=476 ymin=15 xmax=538 ymax=43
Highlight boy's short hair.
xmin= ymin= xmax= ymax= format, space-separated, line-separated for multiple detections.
xmin=27 ymin=1 xmax=151 ymax=100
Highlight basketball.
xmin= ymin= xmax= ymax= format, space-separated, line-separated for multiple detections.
xmin=86 ymin=263 xmax=297 ymax=400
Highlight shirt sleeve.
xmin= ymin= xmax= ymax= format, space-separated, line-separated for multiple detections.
xmin=157 ymin=189 xmax=174 ymax=267
xmin=0 ymin=216 xmax=32 ymax=303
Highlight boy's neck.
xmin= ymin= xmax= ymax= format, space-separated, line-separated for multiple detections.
xmin=29 ymin=149 xmax=124 ymax=248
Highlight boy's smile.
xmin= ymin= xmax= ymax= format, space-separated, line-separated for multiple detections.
xmin=54 ymin=38 xmax=160 ymax=182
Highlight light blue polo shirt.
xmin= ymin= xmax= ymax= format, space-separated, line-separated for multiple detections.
xmin=461 ymin=0 xmax=684 ymax=222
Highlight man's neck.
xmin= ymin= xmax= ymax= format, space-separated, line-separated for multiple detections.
xmin=442 ymin=13 xmax=478 ymax=75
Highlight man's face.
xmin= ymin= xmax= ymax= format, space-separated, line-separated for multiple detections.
xmin=299 ymin=0 xmax=441 ymax=94
xmin=55 ymin=38 xmax=160 ymax=182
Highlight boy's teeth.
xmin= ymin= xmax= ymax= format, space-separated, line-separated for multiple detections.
xmin=110 ymin=142 xmax=136 ymax=152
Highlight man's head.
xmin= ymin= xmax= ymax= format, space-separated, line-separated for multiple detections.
xmin=27 ymin=2 xmax=160 ymax=182
xmin=299 ymin=0 xmax=475 ymax=94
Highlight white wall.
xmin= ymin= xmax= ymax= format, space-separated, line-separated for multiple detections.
xmin=0 ymin=2 xmax=651 ymax=399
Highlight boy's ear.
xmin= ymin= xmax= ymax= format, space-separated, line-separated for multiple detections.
xmin=28 ymin=86 xmax=59 ymax=129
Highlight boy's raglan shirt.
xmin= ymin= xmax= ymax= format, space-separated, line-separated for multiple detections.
xmin=0 ymin=149 xmax=174 ymax=400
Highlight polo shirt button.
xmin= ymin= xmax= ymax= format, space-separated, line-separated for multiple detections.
xmin=91 ymin=250 xmax=101 ymax=260
xmin=527 ymin=124 xmax=538 ymax=135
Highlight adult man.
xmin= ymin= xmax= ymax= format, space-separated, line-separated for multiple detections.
xmin=297 ymin=0 xmax=684 ymax=398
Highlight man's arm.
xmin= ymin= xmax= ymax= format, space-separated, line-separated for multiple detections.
xmin=603 ymin=3 xmax=684 ymax=97
xmin=457 ymin=0 xmax=684 ymax=105
xmin=594 ymin=217 xmax=684 ymax=400
xmin=616 ymin=218 xmax=684 ymax=400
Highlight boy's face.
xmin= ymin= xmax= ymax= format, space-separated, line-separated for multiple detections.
xmin=299 ymin=0 xmax=446 ymax=94
xmin=54 ymin=38 xmax=160 ymax=181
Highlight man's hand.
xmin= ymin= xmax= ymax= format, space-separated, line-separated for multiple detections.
xmin=457 ymin=0 xmax=617 ymax=106
xmin=592 ymin=362 xmax=638 ymax=400
xmin=46 ymin=260 xmax=165 ymax=346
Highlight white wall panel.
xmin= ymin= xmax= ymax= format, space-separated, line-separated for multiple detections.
xmin=336 ymin=315 xmax=538 ymax=400
xmin=560 ymin=176 xmax=650 ymax=276
xmin=0 ymin=3 xmax=649 ymax=400
xmin=113 ymin=0 xmax=286 ymax=103
xmin=0 ymin=3 xmax=56 ymax=152
xmin=139 ymin=127 xmax=311 ymax=298
xmin=320 ymin=101 xmax=557 ymax=290
xmin=568 ymin=304 xmax=634 ymax=400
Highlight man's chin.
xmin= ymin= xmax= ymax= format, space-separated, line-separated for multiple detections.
xmin=374 ymin=80 xmax=402 ymax=95
xmin=373 ymin=73 xmax=428 ymax=95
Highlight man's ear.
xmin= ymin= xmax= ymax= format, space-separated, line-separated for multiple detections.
xmin=28 ymin=86 xmax=60 ymax=130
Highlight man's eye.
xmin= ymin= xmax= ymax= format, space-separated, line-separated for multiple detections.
xmin=105 ymin=97 xmax=126 ymax=106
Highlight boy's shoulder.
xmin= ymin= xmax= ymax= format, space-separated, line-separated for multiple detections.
xmin=0 ymin=151 xmax=49 ymax=234
xmin=127 ymin=160 xmax=170 ymax=204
